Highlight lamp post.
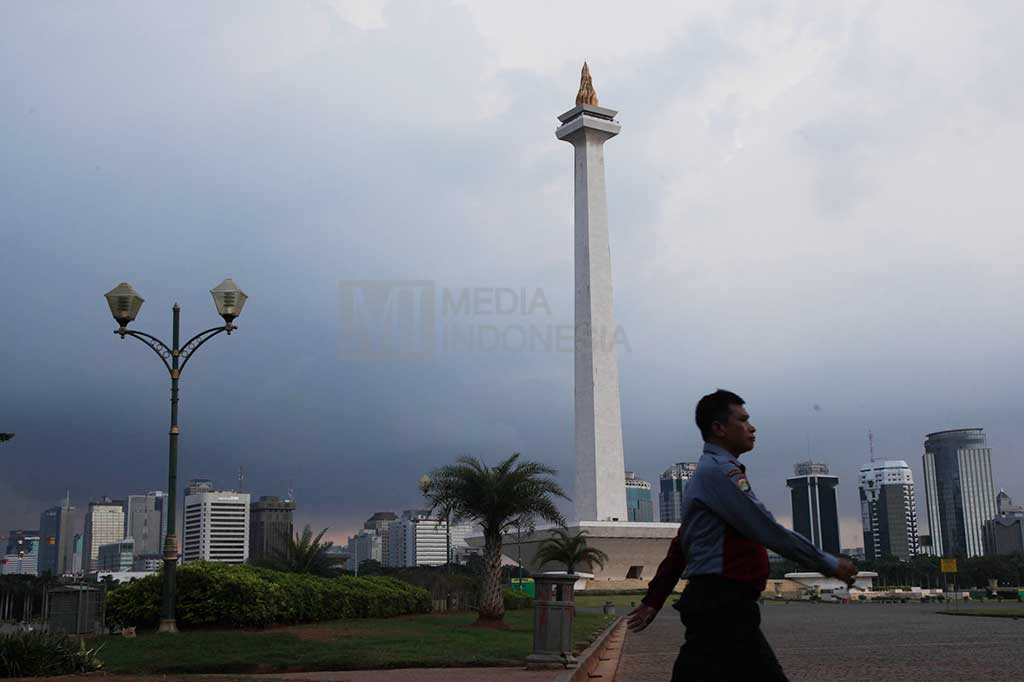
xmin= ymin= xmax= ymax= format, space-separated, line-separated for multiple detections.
xmin=103 ymin=279 xmax=247 ymax=634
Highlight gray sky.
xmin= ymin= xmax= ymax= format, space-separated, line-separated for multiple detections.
xmin=2 ymin=1 xmax=1021 ymax=548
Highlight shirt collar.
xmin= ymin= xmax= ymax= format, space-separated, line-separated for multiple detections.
xmin=703 ymin=442 xmax=745 ymax=471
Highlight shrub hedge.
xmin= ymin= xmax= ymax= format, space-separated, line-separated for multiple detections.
xmin=107 ymin=562 xmax=431 ymax=629
xmin=0 ymin=631 xmax=103 ymax=678
xmin=503 ymin=588 xmax=533 ymax=610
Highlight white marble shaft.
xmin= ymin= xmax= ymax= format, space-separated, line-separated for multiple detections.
xmin=556 ymin=105 xmax=627 ymax=523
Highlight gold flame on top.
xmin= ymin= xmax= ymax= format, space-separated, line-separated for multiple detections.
xmin=575 ymin=62 xmax=599 ymax=106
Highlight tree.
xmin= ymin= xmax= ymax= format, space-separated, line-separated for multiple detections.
xmin=534 ymin=527 xmax=609 ymax=575
xmin=421 ymin=453 xmax=568 ymax=627
xmin=358 ymin=559 xmax=383 ymax=576
xmin=272 ymin=525 xmax=334 ymax=576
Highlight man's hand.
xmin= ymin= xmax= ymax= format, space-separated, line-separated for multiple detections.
xmin=834 ymin=558 xmax=858 ymax=586
xmin=626 ymin=603 xmax=658 ymax=633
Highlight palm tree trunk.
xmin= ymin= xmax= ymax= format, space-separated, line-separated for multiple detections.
xmin=476 ymin=533 xmax=506 ymax=626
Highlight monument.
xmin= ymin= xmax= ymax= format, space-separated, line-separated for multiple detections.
xmin=477 ymin=65 xmax=679 ymax=585
xmin=557 ymin=63 xmax=628 ymax=523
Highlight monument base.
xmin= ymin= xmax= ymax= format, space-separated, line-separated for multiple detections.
xmin=470 ymin=521 xmax=680 ymax=584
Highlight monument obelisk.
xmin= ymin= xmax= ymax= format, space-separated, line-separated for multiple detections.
xmin=557 ymin=64 xmax=628 ymax=522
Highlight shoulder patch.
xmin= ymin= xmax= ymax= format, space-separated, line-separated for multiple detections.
xmin=735 ymin=477 xmax=752 ymax=493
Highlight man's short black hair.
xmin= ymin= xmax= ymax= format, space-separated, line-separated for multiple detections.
xmin=695 ymin=389 xmax=745 ymax=440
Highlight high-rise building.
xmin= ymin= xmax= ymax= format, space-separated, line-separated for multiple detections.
xmin=917 ymin=534 xmax=937 ymax=557
xmin=182 ymin=489 xmax=250 ymax=563
xmin=249 ymin=496 xmax=295 ymax=563
xmin=381 ymin=510 xmax=473 ymax=568
xmin=347 ymin=529 xmax=382 ymax=571
xmin=363 ymin=512 xmax=398 ymax=567
xmin=625 ymin=472 xmax=654 ymax=522
xmin=97 ymin=538 xmax=135 ymax=572
xmin=2 ymin=531 xmax=40 ymax=576
xmin=126 ymin=492 xmax=167 ymax=558
xmin=659 ymin=462 xmax=698 ymax=523
xmin=71 ymin=534 xmax=83 ymax=574
xmin=922 ymin=428 xmax=997 ymax=557
xmin=83 ymin=498 xmax=125 ymax=574
xmin=786 ymin=462 xmax=840 ymax=554
xmin=185 ymin=478 xmax=214 ymax=497
xmin=38 ymin=497 xmax=76 ymax=576
xmin=858 ymin=460 xmax=919 ymax=561
xmin=985 ymin=490 xmax=1024 ymax=556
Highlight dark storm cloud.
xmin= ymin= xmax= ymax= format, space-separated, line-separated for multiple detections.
xmin=2 ymin=1 xmax=1021 ymax=548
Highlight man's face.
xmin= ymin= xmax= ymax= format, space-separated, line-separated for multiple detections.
xmin=711 ymin=404 xmax=757 ymax=455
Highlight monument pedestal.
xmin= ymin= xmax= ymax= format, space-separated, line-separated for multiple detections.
xmin=471 ymin=521 xmax=680 ymax=584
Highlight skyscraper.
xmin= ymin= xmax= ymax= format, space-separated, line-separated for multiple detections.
xmin=363 ymin=512 xmax=397 ymax=567
xmin=786 ymin=462 xmax=840 ymax=554
xmin=382 ymin=510 xmax=473 ymax=568
xmin=2 ymin=531 xmax=40 ymax=576
xmin=249 ymin=496 xmax=295 ymax=563
xmin=83 ymin=498 xmax=125 ymax=574
xmin=183 ymin=489 xmax=250 ymax=563
xmin=922 ymin=428 xmax=997 ymax=557
xmin=985 ymin=490 xmax=1024 ymax=556
xmin=659 ymin=462 xmax=698 ymax=523
xmin=858 ymin=460 xmax=919 ymax=561
xmin=126 ymin=492 xmax=167 ymax=558
xmin=38 ymin=496 xmax=76 ymax=576
xmin=625 ymin=472 xmax=654 ymax=522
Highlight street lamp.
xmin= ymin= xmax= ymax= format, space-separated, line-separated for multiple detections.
xmin=103 ymin=278 xmax=247 ymax=634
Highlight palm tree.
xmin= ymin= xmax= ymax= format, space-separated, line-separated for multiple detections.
xmin=534 ymin=527 xmax=609 ymax=574
xmin=273 ymin=525 xmax=334 ymax=576
xmin=421 ymin=453 xmax=568 ymax=627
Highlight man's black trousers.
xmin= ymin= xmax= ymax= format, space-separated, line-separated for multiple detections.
xmin=670 ymin=576 xmax=788 ymax=682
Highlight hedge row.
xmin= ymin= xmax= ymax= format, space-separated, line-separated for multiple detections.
xmin=502 ymin=588 xmax=533 ymax=610
xmin=106 ymin=562 xmax=432 ymax=629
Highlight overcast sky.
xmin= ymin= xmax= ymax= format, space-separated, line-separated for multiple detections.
xmin=2 ymin=1 xmax=1021 ymax=549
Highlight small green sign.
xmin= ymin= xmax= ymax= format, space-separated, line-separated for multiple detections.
xmin=511 ymin=578 xmax=535 ymax=598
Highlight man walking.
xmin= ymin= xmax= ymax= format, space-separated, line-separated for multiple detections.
xmin=626 ymin=389 xmax=857 ymax=681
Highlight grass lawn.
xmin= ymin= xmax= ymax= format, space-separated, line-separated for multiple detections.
xmin=937 ymin=609 xmax=1024 ymax=618
xmin=95 ymin=610 xmax=615 ymax=675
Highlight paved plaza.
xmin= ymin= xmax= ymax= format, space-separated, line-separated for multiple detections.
xmin=615 ymin=601 xmax=1024 ymax=681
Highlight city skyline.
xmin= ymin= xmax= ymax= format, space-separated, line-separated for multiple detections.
xmin=1 ymin=2 xmax=1021 ymax=549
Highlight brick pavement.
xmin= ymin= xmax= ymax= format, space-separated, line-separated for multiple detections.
xmin=615 ymin=601 xmax=1024 ymax=682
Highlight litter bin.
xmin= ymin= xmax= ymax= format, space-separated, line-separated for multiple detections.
xmin=46 ymin=585 xmax=105 ymax=635
xmin=526 ymin=573 xmax=577 ymax=669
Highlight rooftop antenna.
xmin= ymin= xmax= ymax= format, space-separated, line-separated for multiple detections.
xmin=64 ymin=489 xmax=71 ymax=511
xmin=868 ymin=430 xmax=876 ymax=462
xmin=286 ymin=479 xmax=295 ymax=503
xmin=237 ymin=465 xmax=245 ymax=493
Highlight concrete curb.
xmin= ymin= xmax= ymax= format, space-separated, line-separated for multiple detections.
xmin=553 ymin=616 xmax=625 ymax=682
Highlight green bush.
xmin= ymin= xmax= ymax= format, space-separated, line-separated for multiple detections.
xmin=107 ymin=563 xmax=431 ymax=629
xmin=503 ymin=588 xmax=533 ymax=610
xmin=0 ymin=630 xmax=103 ymax=678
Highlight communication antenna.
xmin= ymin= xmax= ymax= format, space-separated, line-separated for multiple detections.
xmin=868 ymin=430 xmax=876 ymax=462
xmin=237 ymin=466 xmax=245 ymax=492
xmin=286 ymin=479 xmax=295 ymax=503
